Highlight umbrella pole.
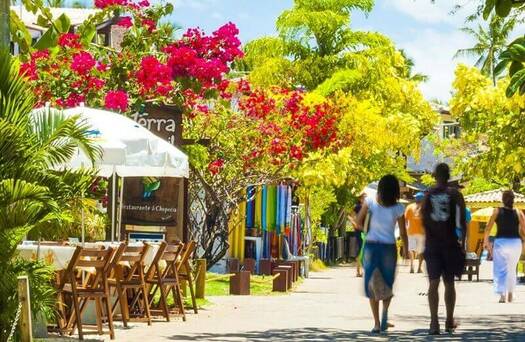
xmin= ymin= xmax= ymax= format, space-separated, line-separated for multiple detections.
xmin=111 ymin=169 xmax=116 ymax=242
xmin=117 ymin=177 xmax=125 ymax=241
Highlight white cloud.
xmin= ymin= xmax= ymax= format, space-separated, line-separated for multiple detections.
xmin=399 ymin=28 xmax=474 ymax=101
xmin=385 ymin=0 xmax=477 ymax=25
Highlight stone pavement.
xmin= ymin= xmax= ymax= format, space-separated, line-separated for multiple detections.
xmin=96 ymin=262 xmax=524 ymax=341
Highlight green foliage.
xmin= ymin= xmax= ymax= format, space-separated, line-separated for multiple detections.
xmin=449 ymin=64 xmax=525 ymax=189
xmin=243 ymin=0 xmax=436 ymax=242
xmin=462 ymin=177 xmax=502 ymax=195
xmin=0 ymin=49 xmax=101 ymax=339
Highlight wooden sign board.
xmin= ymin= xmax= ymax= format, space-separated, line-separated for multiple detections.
xmin=122 ymin=104 xmax=187 ymax=241
xmin=131 ymin=104 xmax=182 ymax=145
xmin=122 ymin=177 xmax=179 ymax=226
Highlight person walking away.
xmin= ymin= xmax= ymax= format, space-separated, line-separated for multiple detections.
xmin=421 ymin=163 xmax=467 ymax=335
xmin=357 ymin=175 xmax=408 ymax=333
xmin=405 ymin=192 xmax=426 ymax=273
xmin=349 ymin=193 xmax=366 ymax=277
xmin=483 ymin=190 xmax=525 ymax=303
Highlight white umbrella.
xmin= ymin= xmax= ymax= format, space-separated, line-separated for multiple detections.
xmin=35 ymin=105 xmax=190 ymax=242
xmin=62 ymin=106 xmax=189 ymax=178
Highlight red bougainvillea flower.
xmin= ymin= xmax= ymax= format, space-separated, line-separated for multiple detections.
xmin=31 ymin=49 xmax=50 ymax=60
xmin=19 ymin=61 xmax=38 ymax=80
xmin=104 ymin=90 xmax=129 ymax=112
xmin=71 ymin=51 xmax=96 ymax=75
xmin=87 ymin=77 xmax=105 ymax=90
xmin=208 ymin=158 xmax=225 ymax=175
xmin=142 ymin=19 xmax=156 ymax=32
xmin=58 ymin=33 xmax=82 ymax=49
xmin=290 ymin=145 xmax=303 ymax=160
xmin=117 ymin=16 xmax=133 ymax=28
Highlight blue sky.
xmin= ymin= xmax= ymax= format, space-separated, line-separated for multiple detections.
xmin=167 ymin=0 xmax=479 ymax=102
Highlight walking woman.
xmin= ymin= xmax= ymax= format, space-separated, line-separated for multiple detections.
xmin=483 ymin=190 xmax=525 ymax=303
xmin=357 ymin=175 xmax=409 ymax=333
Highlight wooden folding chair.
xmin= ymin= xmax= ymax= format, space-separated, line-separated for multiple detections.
xmin=177 ymin=240 xmax=198 ymax=314
xmin=56 ymin=246 xmax=115 ymax=340
xmin=145 ymin=241 xmax=186 ymax=322
xmin=108 ymin=243 xmax=152 ymax=327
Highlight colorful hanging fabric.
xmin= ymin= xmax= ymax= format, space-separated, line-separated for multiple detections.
xmin=227 ymin=192 xmax=247 ymax=262
xmin=275 ymin=185 xmax=281 ymax=235
xmin=261 ymin=185 xmax=267 ymax=231
xmin=266 ymin=185 xmax=277 ymax=231
xmin=246 ymin=186 xmax=255 ymax=229
xmin=254 ymin=186 xmax=262 ymax=230
xmin=286 ymin=186 xmax=292 ymax=228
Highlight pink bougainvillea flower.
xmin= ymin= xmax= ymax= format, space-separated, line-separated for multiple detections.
xmin=142 ymin=19 xmax=156 ymax=32
xmin=58 ymin=33 xmax=82 ymax=49
xmin=135 ymin=56 xmax=172 ymax=94
xmin=117 ymin=16 xmax=133 ymax=28
xmin=71 ymin=51 xmax=96 ymax=75
xmin=104 ymin=90 xmax=129 ymax=112
xmin=94 ymin=0 xmax=127 ymax=9
xmin=138 ymin=0 xmax=150 ymax=7
xmin=96 ymin=61 xmax=109 ymax=72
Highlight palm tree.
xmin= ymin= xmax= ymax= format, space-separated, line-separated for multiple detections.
xmin=399 ymin=49 xmax=429 ymax=83
xmin=0 ymin=49 xmax=100 ymax=339
xmin=455 ymin=15 xmax=518 ymax=85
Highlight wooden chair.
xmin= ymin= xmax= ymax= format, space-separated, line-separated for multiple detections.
xmin=145 ymin=241 xmax=186 ymax=322
xmin=177 ymin=240 xmax=198 ymax=314
xmin=108 ymin=243 xmax=152 ymax=327
xmin=462 ymin=239 xmax=484 ymax=282
xmin=56 ymin=246 xmax=115 ymax=340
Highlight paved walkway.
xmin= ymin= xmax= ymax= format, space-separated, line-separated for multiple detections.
xmin=104 ymin=262 xmax=525 ymax=341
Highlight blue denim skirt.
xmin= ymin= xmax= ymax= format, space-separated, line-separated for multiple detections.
xmin=363 ymin=241 xmax=397 ymax=299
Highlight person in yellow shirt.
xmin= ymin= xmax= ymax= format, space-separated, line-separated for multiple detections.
xmin=405 ymin=192 xmax=426 ymax=273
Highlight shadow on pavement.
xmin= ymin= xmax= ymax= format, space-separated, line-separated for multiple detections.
xmin=167 ymin=314 xmax=525 ymax=341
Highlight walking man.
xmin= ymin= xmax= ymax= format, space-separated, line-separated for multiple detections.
xmin=421 ymin=163 xmax=467 ymax=335
xmin=405 ymin=192 xmax=425 ymax=273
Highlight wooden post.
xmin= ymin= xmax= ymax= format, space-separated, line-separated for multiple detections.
xmin=195 ymin=259 xmax=206 ymax=299
xmin=17 ymin=276 xmax=32 ymax=342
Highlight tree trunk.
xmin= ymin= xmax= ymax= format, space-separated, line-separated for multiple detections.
xmin=0 ymin=0 xmax=9 ymax=51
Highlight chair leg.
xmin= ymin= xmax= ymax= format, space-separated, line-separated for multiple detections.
xmin=172 ymin=282 xmax=186 ymax=322
xmin=187 ymin=275 xmax=198 ymax=314
xmin=117 ymin=284 xmax=129 ymax=328
xmin=95 ymin=298 xmax=104 ymax=335
xmin=71 ymin=294 xmax=83 ymax=340
xmin=142 ymin=284 xmax=152 ymax=325
xmin=103 ymin=293 xmax=115 ymax=339
xmin=159 ymin=284 xmax=170 ymax=322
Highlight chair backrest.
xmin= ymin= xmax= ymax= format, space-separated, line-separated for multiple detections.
xmin=145 ymin=241 xmax=183 ymax=282
xmin=110 ymin=243 xmax=150 ymax=281
xmin=177 ymin=241 xmax=196 ymax=272
xmin=59 ymin=246 xmax=114 ymax=291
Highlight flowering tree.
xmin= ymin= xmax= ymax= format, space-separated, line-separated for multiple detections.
xmin=16 ymin=0 xmax=342 ymax=265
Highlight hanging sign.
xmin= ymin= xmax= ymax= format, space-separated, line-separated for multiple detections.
xmin=121 ymin=176 xmax=179 ymax=226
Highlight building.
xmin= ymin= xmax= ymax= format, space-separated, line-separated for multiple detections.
xmin=404 ymin=104 xmax=461 ymax=196
xmin=9 ymin=5 xmax=125 ymax=54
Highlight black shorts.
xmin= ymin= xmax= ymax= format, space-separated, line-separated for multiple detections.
xmin=424 ymin=246 xmax=465 ymax=281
